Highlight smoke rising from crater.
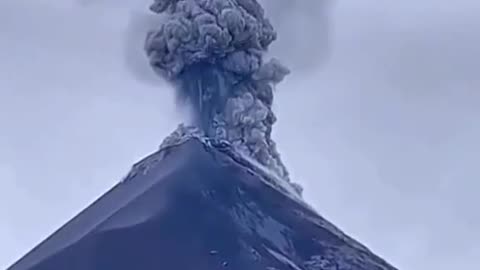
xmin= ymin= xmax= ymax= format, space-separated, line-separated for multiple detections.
xmin=77 ymin=0 xmax=330 ymax=82
xmin=144 ymin=0 xmax=296 ymax=190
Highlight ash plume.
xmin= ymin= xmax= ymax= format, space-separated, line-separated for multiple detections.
xmin=144 ymin=0 xmax=298 ymax=192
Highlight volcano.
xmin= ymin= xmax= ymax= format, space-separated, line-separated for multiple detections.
xmin=8 ymin=126 xmax=397 ymax=270
xmin=9 ymin=0 xmax=398 ymax=269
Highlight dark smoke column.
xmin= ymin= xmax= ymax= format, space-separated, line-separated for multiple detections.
xmin=145 ymin=0 xmax=297 ymax=192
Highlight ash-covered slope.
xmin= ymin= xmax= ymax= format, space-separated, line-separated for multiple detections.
xmin=9 ymin=126 xmax=397 ymax=270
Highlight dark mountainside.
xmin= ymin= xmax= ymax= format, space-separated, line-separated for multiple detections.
xmin=9 ymin=127 xmax=397 ymax=270
xmin=9 ymin=0 xmax=398 ymax=269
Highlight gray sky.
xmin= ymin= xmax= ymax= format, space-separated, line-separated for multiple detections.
xmin=1 ymin=0 xmax=479 ymax=269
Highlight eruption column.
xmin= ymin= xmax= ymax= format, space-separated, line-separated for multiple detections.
xmin=145 ymin=0 xmax=296 ymax=191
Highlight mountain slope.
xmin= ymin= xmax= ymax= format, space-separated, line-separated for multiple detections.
xmin=9 ymin=127 xmax=397 ymax=270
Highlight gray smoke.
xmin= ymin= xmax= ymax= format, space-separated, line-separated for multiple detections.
xmin=144 ymin=0 xmax=297 ymax=190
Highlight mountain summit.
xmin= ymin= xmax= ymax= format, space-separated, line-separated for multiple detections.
xmin=9 ymin=126 xmax=397 ymax=270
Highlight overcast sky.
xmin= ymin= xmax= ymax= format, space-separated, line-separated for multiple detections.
xmin=1 ymin=0 xmax=479 ymax=269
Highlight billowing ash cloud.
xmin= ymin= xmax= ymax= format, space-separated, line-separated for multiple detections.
xmin=144 ymin=0 xmax=299 ymax=192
